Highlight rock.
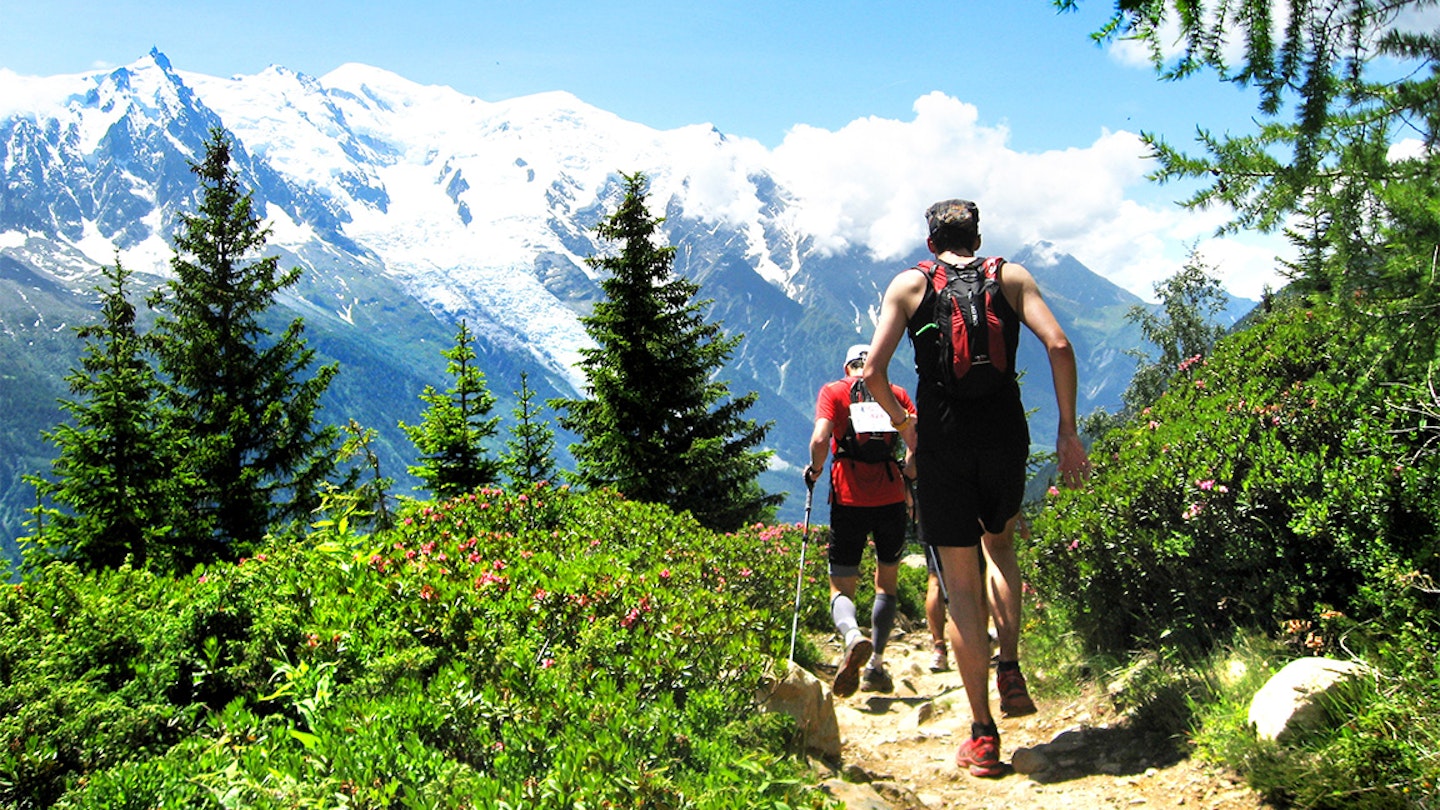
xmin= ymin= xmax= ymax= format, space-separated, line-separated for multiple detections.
xmin=1046 ymin=727 xmax=1090 ymax=753
xmin=899 ymin=701 xmax=936 ymax=731
xmin=1247 ymin=657 xmax=1374 ymax=743
xmin=841 ymin=762 xmax=874 ymax=783
xmin=820 ymin=778 xmax=896 ymax=810
xmin=871 ymin=780 xmax=927 ymax=809
xmin=1011 ymin=746 xmax=1050 ymax=775
xmin=759 ymin=660 xmax=843 ymax=757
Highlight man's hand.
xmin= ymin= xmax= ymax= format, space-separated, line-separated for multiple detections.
xmin=803 ymin=465 xmax=822 ymax=490
xmin=1056 ymin=432 xmax=1090 ymax=489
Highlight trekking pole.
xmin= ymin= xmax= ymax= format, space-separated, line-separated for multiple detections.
xmin=787 ymin=481 xmax=815 ymax=663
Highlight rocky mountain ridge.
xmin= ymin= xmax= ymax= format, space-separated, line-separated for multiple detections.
xmin=0 ymin=51 xmax=1249 ymax=560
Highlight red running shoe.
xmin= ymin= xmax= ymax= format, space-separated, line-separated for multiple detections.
xmin=956 ymin=734 xmax=1003 ymax=777
xmin=998 ymin=666 xmax=1037 ymax=717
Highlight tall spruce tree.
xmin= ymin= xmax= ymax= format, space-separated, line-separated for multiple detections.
xmin=150 ymin=129 xmax=339 ymax=562
xmin=401 ymin=319 xmax=500 ymax=498
xmin=553 ymin=172 xmax=780 ymax=531
xmin=500 ymin=371 xmax=557 ymax=488
xmin=24 ymin=259 xmax=183 ymax=570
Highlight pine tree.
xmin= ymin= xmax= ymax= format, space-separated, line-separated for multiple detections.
xmin=1121 ymin=250 xmax=1230 ymax=413
xmin=401 ymin=319 xmax=500 ymax=498
xmin=1068 ymin=0 xmax=1440 ymax=295
xmin=24 ymin=259 xmax=183 ymax=570
xmin=150 ymin=129 xmax=339 ymax=562
xmin=553 ymin=171 xmax=780 ymax=531
xmin=500 ymin=371 xmax=557 ymax=488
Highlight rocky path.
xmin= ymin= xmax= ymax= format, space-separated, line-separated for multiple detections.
xmin=806 ymin=624 xmax=1273 ymax=809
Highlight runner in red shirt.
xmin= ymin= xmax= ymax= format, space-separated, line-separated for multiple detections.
xmin=805 ymin=344 xmax=916 ymax=697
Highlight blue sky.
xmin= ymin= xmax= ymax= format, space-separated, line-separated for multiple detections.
xmin=0 ymin=0 xmax=1261 ymax=151
xmin=0 ymin=0 xmax=1310 ymax=298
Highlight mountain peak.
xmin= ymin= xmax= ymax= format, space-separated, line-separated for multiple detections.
xmin=1012 ymin=241 xmax=1144 ymax=311
xmin=147 ymin=47 xmax=173 ymax=71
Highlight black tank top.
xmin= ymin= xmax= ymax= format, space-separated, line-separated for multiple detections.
xmin=905 ymin=258 xmax=1023 ymax=398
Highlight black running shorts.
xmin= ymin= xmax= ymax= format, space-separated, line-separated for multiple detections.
xmin=914 ymin=381 xmax=1029 ymax=548
xmin=827 ymin=501 xmax=907 ymax=577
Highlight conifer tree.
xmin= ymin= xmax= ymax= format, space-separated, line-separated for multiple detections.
xmin=401 ymin=319 xmax=500 ymax=498
xmin=1121 ymin=250 xmax=1230 ymax=413
xmin=500 ymin=371 xmax=557 ymax=488
xmin=150 ymin=129 xmax=339 ymax=562
xmin=336 ymin=419 xmax=395 ymax=531
xmin=24 ymin=259 xmax=183 ymax=570
xmin=553 ymin=171 xmax=780 ymax=531
xmin=1064 ymin=0 xmax=1439 ymax=297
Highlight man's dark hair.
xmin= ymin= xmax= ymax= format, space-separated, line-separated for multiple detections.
xmin=926 ymin=199 xmax=980 ymax=253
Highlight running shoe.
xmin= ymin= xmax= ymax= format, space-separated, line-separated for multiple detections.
xmin=832 ymin=636 xmax=872 ymax=698
xmin=955 ymin=733 xmax=1003 ymax=777
xmin=929 ymin=642 xmax=950 ymax=672
xmin=861 ymin=664 xmax=893 ymax=693
xmin=997 ymin=666 xmax=1037 ymax=717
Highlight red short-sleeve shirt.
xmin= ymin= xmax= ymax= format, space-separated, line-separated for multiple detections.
xmin=815 ymin=378 xmax=915 ymax=507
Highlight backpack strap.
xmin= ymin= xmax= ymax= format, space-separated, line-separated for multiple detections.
xmin=977 ymin=257 xmax=1008 ymax=375
xmin=832 ymin=377 xmax=900 ymax=476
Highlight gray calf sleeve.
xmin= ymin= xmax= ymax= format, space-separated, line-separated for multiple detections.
xmin=872 ymin=592 xmax=897 ymax=657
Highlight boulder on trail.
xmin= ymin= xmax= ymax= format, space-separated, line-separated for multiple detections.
xmin=759 ymin=660 xmax=843 ymax=757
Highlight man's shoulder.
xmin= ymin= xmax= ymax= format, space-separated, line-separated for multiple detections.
xmin=817 ymin=378 xmax=855 ymax=406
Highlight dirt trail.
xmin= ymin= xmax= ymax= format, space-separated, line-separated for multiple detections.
xmin=809 ymin=623 xmax=1272 ymax=809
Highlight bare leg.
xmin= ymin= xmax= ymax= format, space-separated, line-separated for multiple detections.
xmin=981 ymin=515 xmax=1022 ymax=663
xmin=937 ymin=545 xmax=993 ymax=726
xmin=925 ymin=572 xmax=946 ymax=648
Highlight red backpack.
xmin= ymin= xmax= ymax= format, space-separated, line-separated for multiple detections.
xmin=916 ymin=256 xmax=1009 ymax=400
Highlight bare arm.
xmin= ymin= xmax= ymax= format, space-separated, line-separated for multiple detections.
xmin=1004 ymin=261 xmax=1089 ymax=488
xmin=808 ymin=417 xmax=833 ymax=476
xmin=862 ymin=268 xmax=924 ymax=451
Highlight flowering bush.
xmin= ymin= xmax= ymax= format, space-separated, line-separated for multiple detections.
xmin=1029 ymin=305 xmax=1440 ymax=660
xmin=1 ymin=483 xmax=833 ymax=809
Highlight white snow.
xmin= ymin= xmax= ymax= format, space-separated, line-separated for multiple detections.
xmin=3 ymin=52 xmax=823 ymax=387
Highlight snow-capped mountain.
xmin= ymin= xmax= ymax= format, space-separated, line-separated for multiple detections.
xmin=0 ymin=50 xmax=1191 ymax=556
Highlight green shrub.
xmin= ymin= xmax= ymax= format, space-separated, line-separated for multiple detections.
xmin=1029 ymin=305 xmax=1440 ymax=656
xmin=1025 ymin=301 xmax=1440 ymax=808
xmin=2 ymin=484 xmax=836 ymax=809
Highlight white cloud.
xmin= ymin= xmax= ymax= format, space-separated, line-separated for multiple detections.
xmin=1389 ymin=138 xmax=1430 ymax=161
xmin=761 ymin=90 xmax=1288 ymax=301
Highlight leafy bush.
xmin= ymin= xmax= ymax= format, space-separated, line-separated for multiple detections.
xmin=1028 ymin=305 xmax=1440 ymax=656
xmin=1024 ymin=301 xmax=1440 ymax=806
xmin=2 ymin=484 xmax=835 ymax=809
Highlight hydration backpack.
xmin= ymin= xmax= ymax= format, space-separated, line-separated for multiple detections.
xmin=833 ymin=377 xmax=898 ymax=465
xmin=917 ymin=256 xmax=1010 ymax=400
